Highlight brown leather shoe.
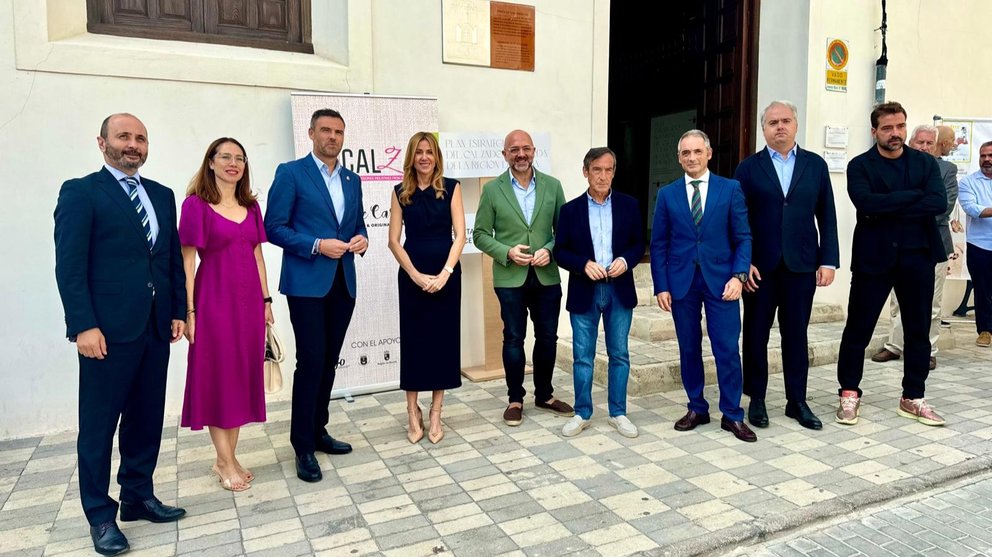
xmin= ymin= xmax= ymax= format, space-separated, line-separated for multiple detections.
xmin=503 ymin=405 xmax=523 ymax=426
xmin=674 ymin=410 xmax=711 ymax=431
xmin=871 ymin=348 xmax=901 ymax=362
xmin=929 ymin=356 xmax=937 ymax=371
xmin=721 ymin=417 xmax=757 ymax=442
xmin=535 ymin=399 xmax=575 ymax=417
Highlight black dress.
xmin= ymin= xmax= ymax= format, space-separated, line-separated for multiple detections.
xmin=396 ymin=178 xmax=462 ymax=391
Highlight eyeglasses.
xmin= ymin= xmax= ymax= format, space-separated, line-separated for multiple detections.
xmin=214 ymin=153 xmax=247 ymax=164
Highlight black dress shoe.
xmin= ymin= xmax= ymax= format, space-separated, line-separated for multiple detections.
xmin=90 ymin=521 xmax=129 ymax=556
xmin=785 ymin=401 xmax=823 ymax=430
xmin=674 ymin=410 xmax=711 ymax=431
xmin=296 ymin=453 xmax=323 ymax=482
xmin=119 ymin=498 xmax=186 ymax=523
xmin=315 ymin=434 xmax=353 ymax=455
xmin=748 ymin=398 xmax=769 ymax=428
xmin=721 ymin=417 xmax=758 ymax=442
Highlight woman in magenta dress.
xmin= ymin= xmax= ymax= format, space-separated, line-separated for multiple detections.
xmin=179 ymin=137 xmax=274 ymax=492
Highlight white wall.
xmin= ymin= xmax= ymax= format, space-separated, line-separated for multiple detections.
xmin=0 ymin=0 xmax=607 ymax=439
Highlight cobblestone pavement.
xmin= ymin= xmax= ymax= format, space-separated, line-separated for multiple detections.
xmin=735 ymin=473 xmax=992 ymax=557
xmin=1 ymin=328 xmax=990 ymax=556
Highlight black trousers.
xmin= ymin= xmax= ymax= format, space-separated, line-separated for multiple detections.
xmin=78 ymin=314 xmax=170 ymax=526
xmin=742 ymin=262 xmax=817 ymax=402
xmin=493 ymin=267 xmax=562 ymax=404
xmin=967 ymin=243 xmax=992 ymax=333
xmin=837 ymin=249 xmax=935 ymax=399
xmin=286 ymin=266 xmax=355 ymax=455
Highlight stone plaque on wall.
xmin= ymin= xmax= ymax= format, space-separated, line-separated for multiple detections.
xmin=442 ymin=0 xmax=535 ymax=72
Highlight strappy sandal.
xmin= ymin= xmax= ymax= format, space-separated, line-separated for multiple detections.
xmin=212 ymin=464 xmax=251 ymax=492
xmin=428 ymin=404 xmax=444 ymax=444
xmin=407 ymin=405 xmax=424 ymax=444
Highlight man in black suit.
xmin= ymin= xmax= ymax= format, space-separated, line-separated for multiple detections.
xmin=735 ymin=100 xmax=839 ymax=430
xmin=835 ymin=102 xmax=949 ymax=427
xmin=554 ymin=147 xmax=645 ymax=438
xmin=55 ymin=114 xmax=188 ymax=556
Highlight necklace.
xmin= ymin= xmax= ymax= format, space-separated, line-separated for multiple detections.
xmin=218 ymin=201 xmax=238 ymax=209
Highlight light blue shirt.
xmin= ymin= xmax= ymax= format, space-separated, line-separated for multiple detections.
xmin=104 ymin=164 xmax=159 ymax=245
xmin=587 ymin=191 xmax=614 ymax=268
xmin=958 ymin=170 xmax=992 ymax=251
xmin=311 ymin=152 xmax=345 ymax=222
xmin=767 ymin=144 xmax=798 ymax=196
xmin=511 ymin=174 xmax=537 ymax=225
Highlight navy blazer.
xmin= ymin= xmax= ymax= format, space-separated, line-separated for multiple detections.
xmin=54 ymin=167 xmax=186 ymax=342
xmin=264 ymin=155 xmax=368 ymax=298
xmin=554 ymin=191 xmax=645 ymax=314
xmin=650 ymin=174 xmax=752 ymax=300
xmin=846 ymin=146 xmax=947 ymax=274
xmin=734 ymin=146 xmax=840 ymax=273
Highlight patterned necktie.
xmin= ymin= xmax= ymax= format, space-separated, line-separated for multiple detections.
xmin=124 ymin=176 xmax=153 ymax=249
xmin=689 ymin=180 xmax=703 ymax=226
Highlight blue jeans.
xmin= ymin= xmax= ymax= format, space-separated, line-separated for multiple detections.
xmin=493 ymin=268 xmax=562 ymax=403
xmin=570 ymin=283 xmax=633 ymax=420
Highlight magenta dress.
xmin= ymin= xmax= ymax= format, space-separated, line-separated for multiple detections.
xmin=179 ymin=195 xmax=267 ymax=430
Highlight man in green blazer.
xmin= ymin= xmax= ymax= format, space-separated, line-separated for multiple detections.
xmin=474 ymin=129 xmax=576 ymax=426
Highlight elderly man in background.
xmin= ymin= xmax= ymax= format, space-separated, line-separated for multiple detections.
xmin=958 ymin=141 xmax=992 ymax=347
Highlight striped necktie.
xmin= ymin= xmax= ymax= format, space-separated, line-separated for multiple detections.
xmin=689 ymin=180 xmax=703 ymax=226
xmin=123 ymin=176 xmax=153 ymax=249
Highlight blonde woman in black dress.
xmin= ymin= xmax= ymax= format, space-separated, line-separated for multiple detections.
xmin=387 ymin=132 xmax=466 ymax=444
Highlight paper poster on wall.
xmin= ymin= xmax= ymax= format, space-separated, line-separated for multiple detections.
xmin=289 ymin=93 xmax=438 ymax=397
xmin=944 ymin=121 xmax=973 ymax=164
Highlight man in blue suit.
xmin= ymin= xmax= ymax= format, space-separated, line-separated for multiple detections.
xmin=554 ymin=147 xmax=645 ymax=439
xmin=265 ymin=108 xmax=369 ymax=482
xmin=735 ymin=100 xmax=839 ymax=430
xmin=651 ymin=129 xmax=756 ymax=442
xmin=55 ymin=113 xmax=188 ymax=556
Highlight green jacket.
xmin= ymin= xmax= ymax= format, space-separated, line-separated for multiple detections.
xmin=473 ymin=168 xmax=565 ymax=287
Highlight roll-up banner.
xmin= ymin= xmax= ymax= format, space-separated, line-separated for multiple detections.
xmin=289 ymin=93 xmax=439 ymax=397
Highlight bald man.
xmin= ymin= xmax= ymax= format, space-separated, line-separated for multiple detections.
xmin=872 ymin=124 xmax=958 ymax=370
xmin=474 ymin=130 xmax=575 ymax=426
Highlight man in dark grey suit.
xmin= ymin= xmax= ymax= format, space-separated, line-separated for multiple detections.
xmin=871 ymin=124 xmax=958 ymax=370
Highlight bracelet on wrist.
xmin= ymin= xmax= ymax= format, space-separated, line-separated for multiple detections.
xmin=263 ymin=297 xmax=273 ymax=304
xmin=443 ymin=266 xmax=454 ymax=274
xmin=187 ymin=309 xmax=195 ymax=315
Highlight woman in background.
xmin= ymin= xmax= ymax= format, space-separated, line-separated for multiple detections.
xmin=180 ymin=138 xmax=274 ymax=491
xmin=388 ymin=132 xmax=466 ymax=444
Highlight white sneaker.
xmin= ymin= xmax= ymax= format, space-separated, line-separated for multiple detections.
xmin=561 ymin=415 xmax=590 ymax=437
xmin=608 ymin=415 xmax=638 ymax=438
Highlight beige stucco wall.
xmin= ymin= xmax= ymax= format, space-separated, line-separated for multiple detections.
xmin=0 ymin=0 xmax=608 ymax=439
xmin=759 ymin=0 xmax=991 ymax=312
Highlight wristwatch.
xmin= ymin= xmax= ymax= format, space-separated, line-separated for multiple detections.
xmin=733 ymin=272 xmax=748 ymax=284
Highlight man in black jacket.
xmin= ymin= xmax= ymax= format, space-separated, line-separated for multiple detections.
xmin=835 ymin=102 xmax=948 ymax=427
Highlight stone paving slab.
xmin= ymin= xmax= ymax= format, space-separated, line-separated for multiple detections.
xmin=0 ymin=328 xmax=989 ymax=556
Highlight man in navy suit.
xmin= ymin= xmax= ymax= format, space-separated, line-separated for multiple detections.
xmin=264 ymin=108 xmax=369 ymax=482
xmin=554 ymin=147 xmax=645 ymax=438
xmin=735 ymin=100 xmax=840 ymax=430
xmin=55 ymin=113 xmax=187 ymax=556
xmin=651 ymin=130 xmax=756 ymax=442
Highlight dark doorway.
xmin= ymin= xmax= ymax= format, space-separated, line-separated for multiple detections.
xmin=607 ymin=0 xmax=760 ymax=234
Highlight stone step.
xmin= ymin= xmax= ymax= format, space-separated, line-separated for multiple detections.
xmin=628 ymin=302 xmax=846 ymax=342
xmin=556 ymin=319 xmax=955 ymax=397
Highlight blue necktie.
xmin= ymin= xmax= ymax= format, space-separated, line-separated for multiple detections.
xmin=690 ymin=180 xmax=703 ymax=226
xmin=124 ymin=176 xmax=153 ymax=249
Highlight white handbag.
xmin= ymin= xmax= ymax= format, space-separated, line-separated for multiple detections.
xmin=264 ymin=324 xmax=285 ymax=394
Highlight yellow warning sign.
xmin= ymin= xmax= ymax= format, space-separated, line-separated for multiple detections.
xmin=825 ymin=38 xmax=849 ymax=92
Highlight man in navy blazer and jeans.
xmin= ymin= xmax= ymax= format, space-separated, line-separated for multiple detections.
xmin=554 ymin=147 xmax=645 ymax=438
xmin=735 ymin=100 xmax=840 ymax=431
xmin=652 ymin=130 xmax=756 ymax=442
xmin=265 ymin=108 xmax=369 ymax=482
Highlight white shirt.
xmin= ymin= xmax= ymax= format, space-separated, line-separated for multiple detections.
xmin=684 ymin=171 xmax=710 ymax=216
